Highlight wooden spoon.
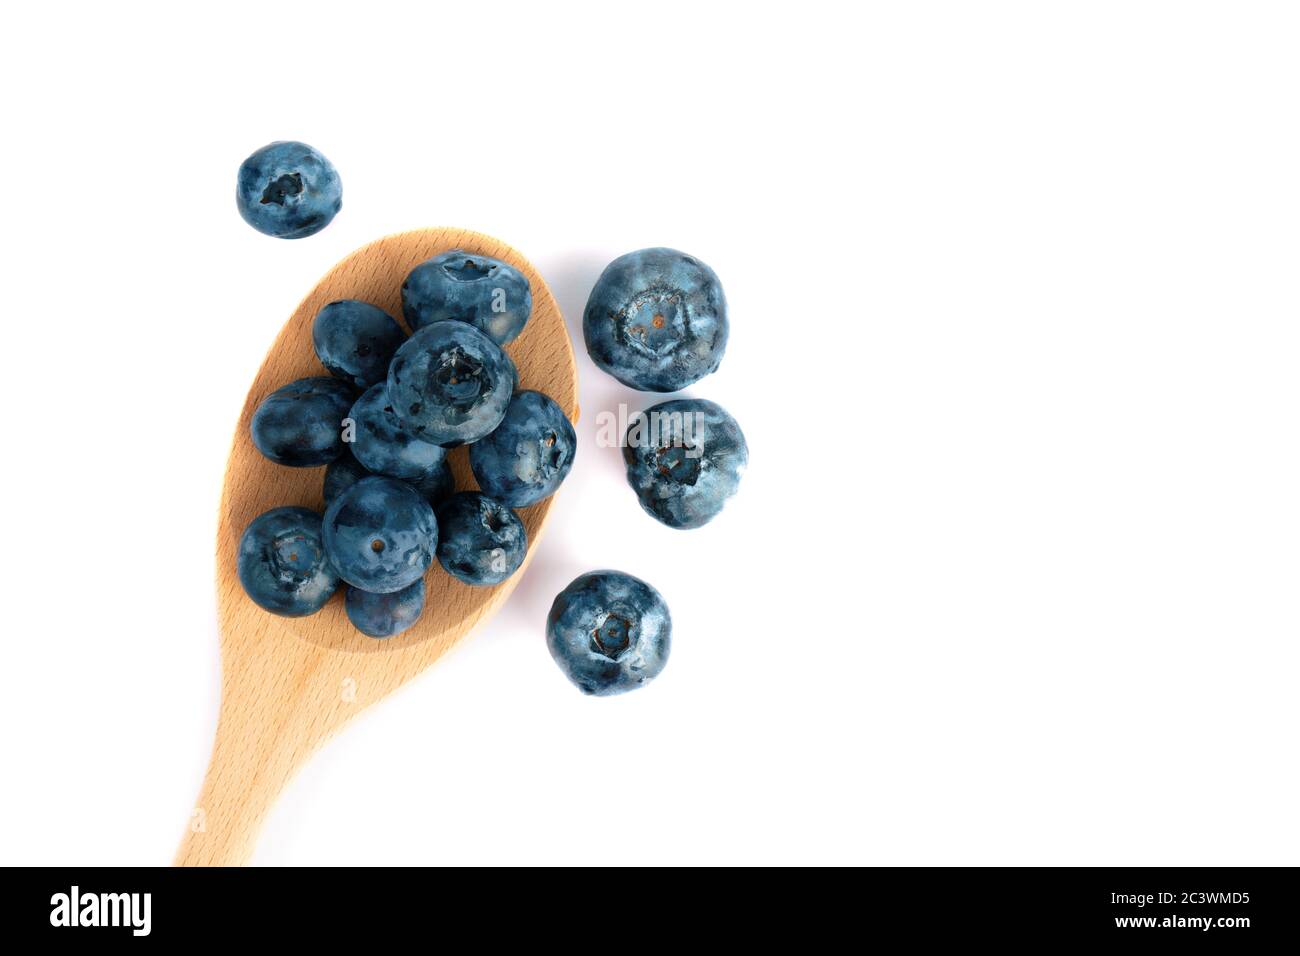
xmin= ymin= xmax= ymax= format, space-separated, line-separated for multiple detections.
xmin=175 ymin=228 xmax=578 ymax=866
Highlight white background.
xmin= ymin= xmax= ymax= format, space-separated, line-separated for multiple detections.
xmin=2 ymin=1 xmax=1297 ymax=866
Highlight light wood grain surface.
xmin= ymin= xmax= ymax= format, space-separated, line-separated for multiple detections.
xmin=175 ymin=228 xmax=578 ymax=866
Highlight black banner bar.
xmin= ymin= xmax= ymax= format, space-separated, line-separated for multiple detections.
xmin=7 ymin=867 xmax=1294 ymax=944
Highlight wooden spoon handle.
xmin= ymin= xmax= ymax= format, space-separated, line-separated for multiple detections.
xmin=175 ymin=640 xmax=345 ymax=866
xmin=174 ymin=719 xmax=287 ymax=866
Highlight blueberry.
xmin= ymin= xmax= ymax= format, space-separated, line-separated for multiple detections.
xmin=469 ymin=390 xmax=576 ymax=508
xmin=345 ymin=580 xmax=425 ymax=638
xmin=402 ymin=250 xmax=532 ymax=345
xmin=236 ymin=141 xmax=342 ymax=239
xmin=250 ymin=376 xmax=354 ymax=467
xmin=323 ymin=451 xmax=370 ymax=507
xmin=435 ymin=492 xmax=526 ymax=586
xmin=583 ymin=247 xmax=728 ymax=391
xmin=325 ymin=452 xmax=451 ymax=510
xmin=387 ymin=321 xmax=515 ymax=447
xmin=237 ymin=507 xmax=340 ymax=616
xmin=546 ymin=571 xmax=671 ymax=696
xmin=312 ymin=300 xmax=406 ymax=390
xmin=412 ymin=459 xmax=455 ymax=508
xmin=346 ymin=383 xmax=448 ymax=482
xmin=623 ymin=398 xmax=747 ymax=529
xmin=322 ymin=476 xmax=437 ymax=593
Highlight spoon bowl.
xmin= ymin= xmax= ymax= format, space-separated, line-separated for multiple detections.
xmin=175 ymin=228 xmax=578 ymax=865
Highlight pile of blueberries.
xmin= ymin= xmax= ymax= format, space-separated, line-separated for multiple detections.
xmin=235 ymin=142 xmax=747 ymax=696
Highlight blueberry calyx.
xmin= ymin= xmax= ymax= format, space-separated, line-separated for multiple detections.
xmin=617 ymin=288 xmax=687 ymax=357
xmin=431 ymin=347 xmax=487 ymax=405
xmin=592 ymin=609 xmax=637 ymax=658
xmin=271 ymin=531 xmax=319 ymax=582
xmin=261 ymin=173 xmax=303 ymax=206
xmin=653 ymin=445 xmax=701 ymax=486
xmin=443 ymin=257 xmax=496 ymax=281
